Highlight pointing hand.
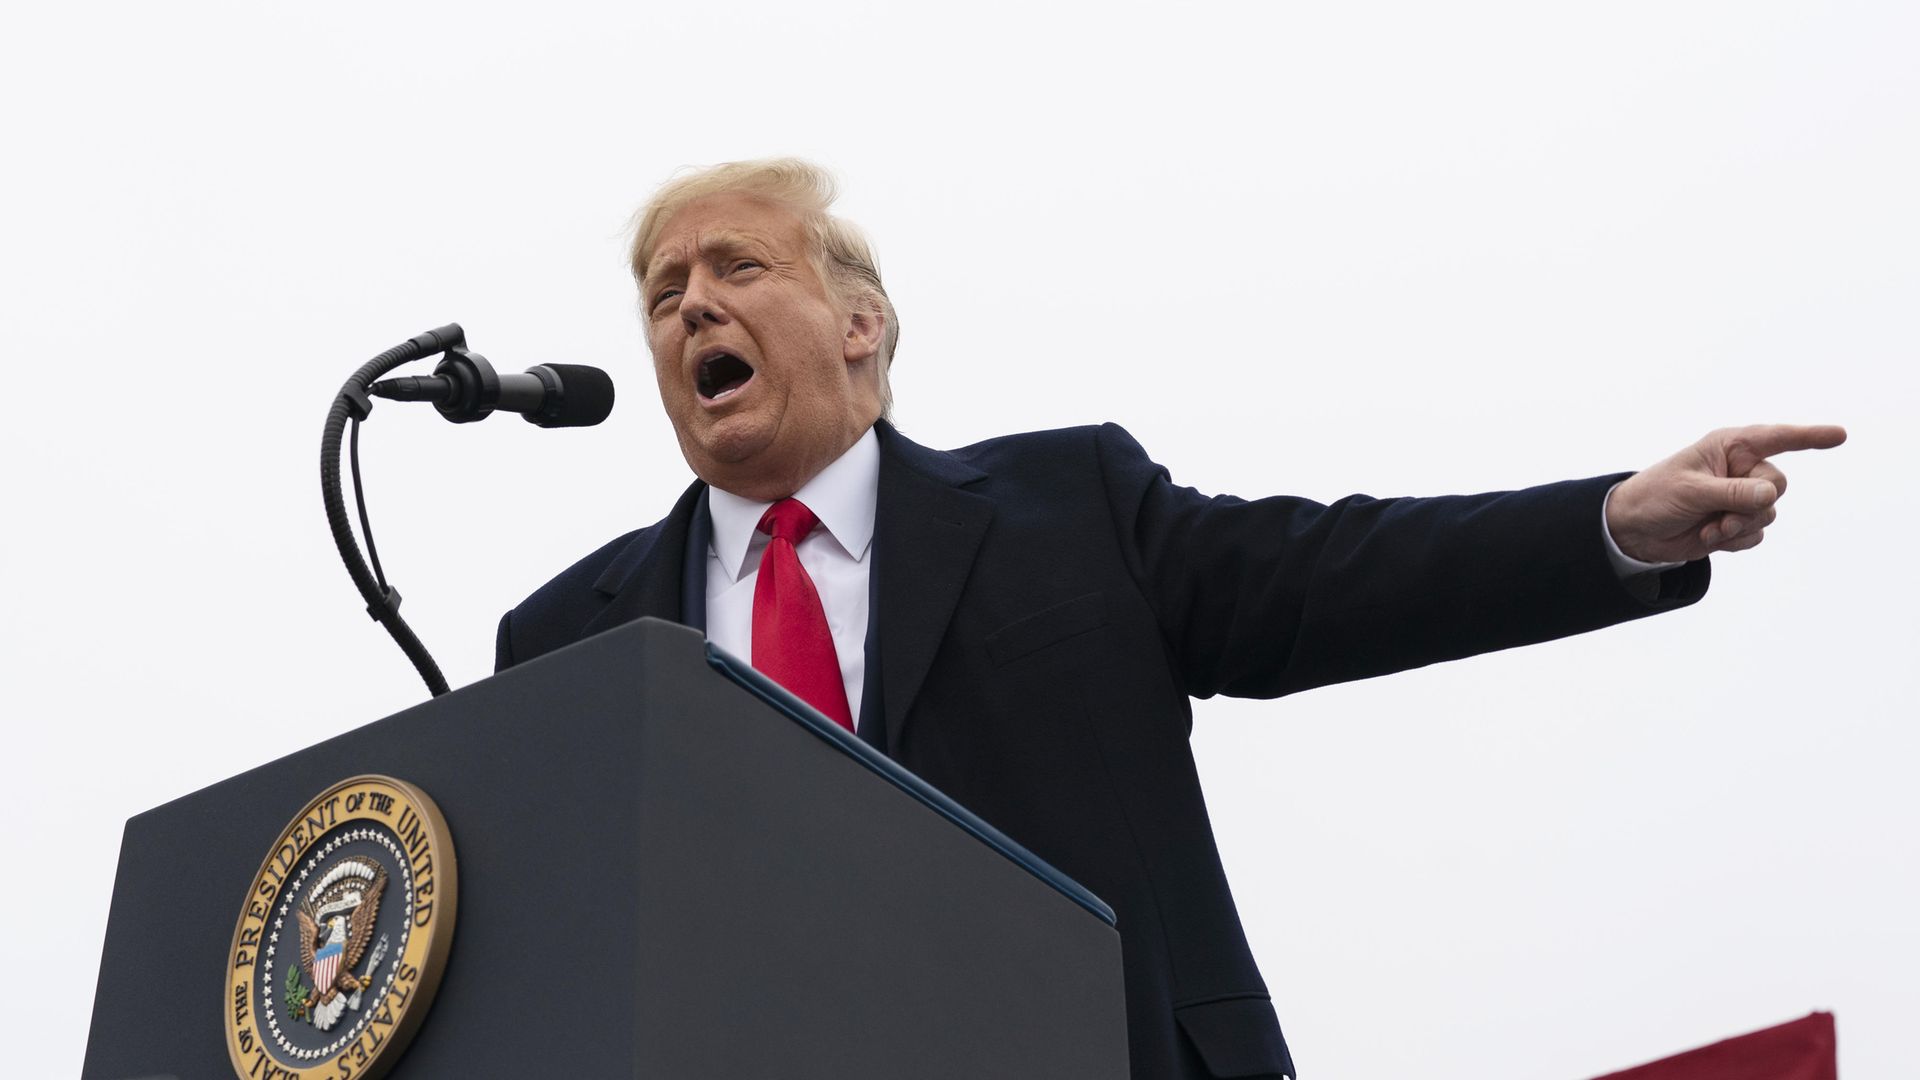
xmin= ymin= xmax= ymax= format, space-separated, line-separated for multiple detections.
xmin=1605 ymin=424 xmax=1847 ymax=564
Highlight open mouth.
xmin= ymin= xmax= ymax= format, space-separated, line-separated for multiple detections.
xmin=696 ymin=351 xmax=755 ymax=402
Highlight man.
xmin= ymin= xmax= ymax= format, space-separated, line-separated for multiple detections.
xmin=496 ymin=159 xmax=1844 ymax=1079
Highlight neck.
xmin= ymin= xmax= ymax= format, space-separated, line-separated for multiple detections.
xmin=703 ymin=418 xmax=876 ymax=502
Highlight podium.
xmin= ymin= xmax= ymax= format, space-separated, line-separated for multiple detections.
xmin=83 ymin=618 xmax=1127 ymax=1078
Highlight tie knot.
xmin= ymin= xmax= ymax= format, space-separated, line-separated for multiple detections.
xmin=757 ymin=498 xmax=820 ymax=544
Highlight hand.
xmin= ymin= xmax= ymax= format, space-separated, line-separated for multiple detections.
xmin=1606 ymin=424 xmax=1847 ymax=563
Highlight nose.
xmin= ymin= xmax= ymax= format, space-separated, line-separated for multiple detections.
xmin=679 ymin=266 xmax=729 ymax=334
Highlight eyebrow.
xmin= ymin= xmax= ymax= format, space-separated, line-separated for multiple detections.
xmin=644 ymin=230 xmax=770 ymax=285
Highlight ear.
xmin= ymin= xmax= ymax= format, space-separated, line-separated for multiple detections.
xmin=842 ymin=301 xmax=885 ymax=366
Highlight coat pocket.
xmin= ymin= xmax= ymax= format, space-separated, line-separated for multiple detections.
xmin=1173 ymin=995 xmax=1296 ymax=1079
xmin=985 ymin=591 xmax=1108 ymax=667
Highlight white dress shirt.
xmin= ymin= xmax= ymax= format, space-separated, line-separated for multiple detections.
xmin=703 ymin=426 xmax=1675 ymax=721
xmin=705 ymin=426 xmax=879 ymax=722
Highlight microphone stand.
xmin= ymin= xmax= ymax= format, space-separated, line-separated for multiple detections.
xmin=319 ymin=323 xmax=465 ymax=697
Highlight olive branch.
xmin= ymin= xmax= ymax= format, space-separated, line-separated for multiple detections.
xmin=282 ymin=963 xmax=309 ymax=1022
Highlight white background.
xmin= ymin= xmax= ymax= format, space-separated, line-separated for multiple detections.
xmin=4 ymin=2 xmax=1913 ymax=1076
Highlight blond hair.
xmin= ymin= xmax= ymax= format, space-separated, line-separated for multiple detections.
xmin=630 ymin=158 xmax=899 ymax=414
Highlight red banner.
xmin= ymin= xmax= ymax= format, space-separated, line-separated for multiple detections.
xmin=1591 ymin=1013 xmax=1835 ymax=1080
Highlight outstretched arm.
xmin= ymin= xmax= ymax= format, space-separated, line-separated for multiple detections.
xmin=1095 ymin=425 xmax=1707 ymax=701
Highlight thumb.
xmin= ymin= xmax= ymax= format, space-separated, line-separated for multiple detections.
xmin=1690 ymin=473 xmax=1779 ymax=513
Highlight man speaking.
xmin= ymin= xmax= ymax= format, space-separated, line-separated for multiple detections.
xmin=495 ymin=159 xmax=1845 ymax=1079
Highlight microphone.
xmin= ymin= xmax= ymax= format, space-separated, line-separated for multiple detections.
xmin=370 ymin=346 xmax=615 ymax=427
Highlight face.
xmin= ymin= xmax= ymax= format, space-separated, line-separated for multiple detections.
xmin=643 ymin=192 xmax=884 ymax=500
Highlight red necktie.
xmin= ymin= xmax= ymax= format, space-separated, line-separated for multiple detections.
xmin=751 ymin=498 xmax=855 ymax=732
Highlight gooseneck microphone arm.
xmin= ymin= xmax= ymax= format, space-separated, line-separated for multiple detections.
xmin=320 ymin=323 xmax=465 ymax=697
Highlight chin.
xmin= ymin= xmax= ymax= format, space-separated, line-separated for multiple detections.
xmin=683 ymin=411 xmax=781 ymax=475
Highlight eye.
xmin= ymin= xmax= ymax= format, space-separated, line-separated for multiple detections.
xmin=651 ymin=288 xmax=682 ymax=312
xmin=729 ymin=260 xmax=762 ymax=274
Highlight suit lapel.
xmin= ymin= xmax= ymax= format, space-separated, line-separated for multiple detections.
xmin=580 ymin=478 xmax=707 ymax=640
xmin=577 ymin=429 xmax=989 ymax=753
xmin=872 ymin=422 xmax=993 ymax=752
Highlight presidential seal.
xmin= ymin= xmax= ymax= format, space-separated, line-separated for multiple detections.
xmin=224 ymin=775 xmax=457 ymax=1080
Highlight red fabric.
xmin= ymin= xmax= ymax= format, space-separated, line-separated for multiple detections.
xmin=1590 ymin=1013 xmax=1836 ymax=1080
xmin=752 ymin=499 xmax=855 ymax=732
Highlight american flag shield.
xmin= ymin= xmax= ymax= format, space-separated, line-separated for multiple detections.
xmin=313 ymin=939 xmax=343 ymax=992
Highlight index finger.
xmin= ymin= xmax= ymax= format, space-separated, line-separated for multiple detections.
xmin=1726 ymin=423 xmax=1848 ymax=461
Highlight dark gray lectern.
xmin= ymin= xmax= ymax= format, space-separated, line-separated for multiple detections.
xmin=84 ymin=618 xmax=1127 ymax=1078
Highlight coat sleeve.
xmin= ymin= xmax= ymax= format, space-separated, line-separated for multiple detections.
xmin=1092 ymin=423 xmax=1710 ymax=700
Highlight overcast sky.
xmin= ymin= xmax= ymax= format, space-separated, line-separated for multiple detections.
xmin=5 ymin=2 xmax=1914 ymax=1077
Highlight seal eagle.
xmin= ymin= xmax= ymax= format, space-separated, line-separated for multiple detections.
xmin=296 ymin=855 xmax=387 ymax=1028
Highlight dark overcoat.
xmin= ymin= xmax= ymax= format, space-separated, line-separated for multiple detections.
xmin=497 ymin=420 xmax=1708 ymax=1079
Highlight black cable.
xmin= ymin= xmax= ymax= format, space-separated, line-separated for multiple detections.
xmin=349 ymin=417 xmax=390 ymax=594
xmin=321 ymin=323 xmax=465 ymax=698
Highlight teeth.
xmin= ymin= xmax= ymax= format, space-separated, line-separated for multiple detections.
xmin=712 ymin=384 xmax=742 ymax=401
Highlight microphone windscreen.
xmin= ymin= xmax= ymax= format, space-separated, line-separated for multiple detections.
xmin=542 ymin=364 xmax=616 ymax=427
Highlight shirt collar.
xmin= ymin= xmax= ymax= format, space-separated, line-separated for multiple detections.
xmin=706 ymin=425 xmax=880 ymax=584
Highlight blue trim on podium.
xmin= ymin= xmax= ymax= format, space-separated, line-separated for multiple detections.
xmin=705 ymin=642 xmax=1118 ymax=928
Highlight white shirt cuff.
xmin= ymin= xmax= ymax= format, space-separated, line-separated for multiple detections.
xmin=1602 ymin=481 xmax=1685 ymax=579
